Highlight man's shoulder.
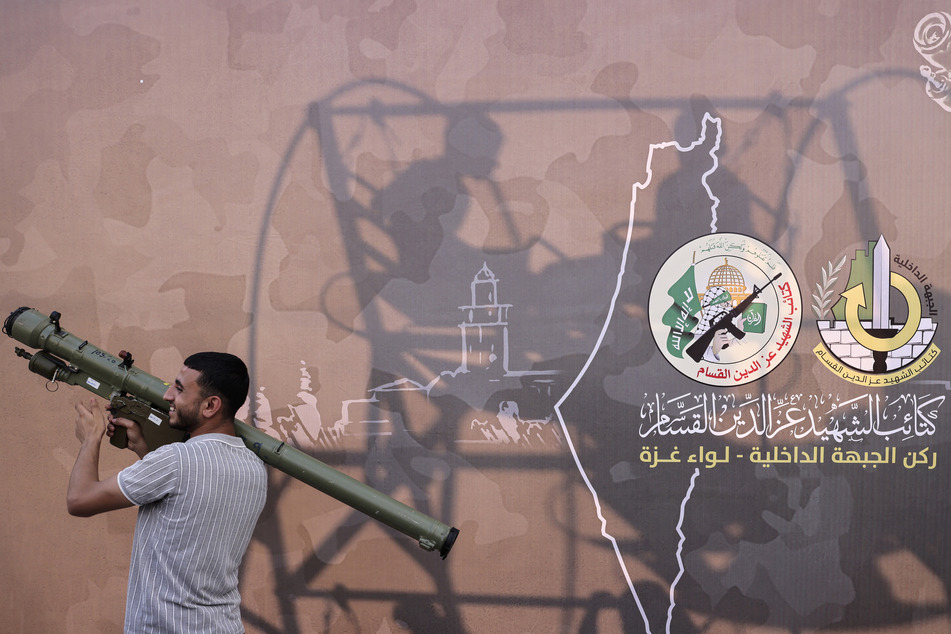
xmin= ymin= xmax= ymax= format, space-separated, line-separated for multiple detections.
xmin=183 ymin=434 xmax=265 ymax=466
xmin=186 ymin=433 xmax=247 ymax=448
xmin=125 ymin=441 xmax=181 ymax=472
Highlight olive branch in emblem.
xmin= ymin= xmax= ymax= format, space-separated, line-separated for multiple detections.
xmin=812 ymin=255 xmax=847 ymax=320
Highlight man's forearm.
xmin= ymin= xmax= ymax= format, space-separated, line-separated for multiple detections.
xmin=66 ymin=437 xmax=105 ymax=517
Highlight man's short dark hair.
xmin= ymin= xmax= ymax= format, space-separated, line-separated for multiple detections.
xmin=183 ymin=352 xmax=249 ymax=420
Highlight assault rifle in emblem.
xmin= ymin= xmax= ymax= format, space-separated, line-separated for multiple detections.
xmin=685 ymin=273 xmax=782 ymax=363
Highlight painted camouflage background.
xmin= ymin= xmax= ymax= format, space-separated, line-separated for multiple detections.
xmin=2 ymin=1 xmax=950 ymax=632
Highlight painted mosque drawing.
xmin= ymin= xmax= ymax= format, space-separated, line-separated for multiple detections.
xmin=251 ymin=264 xmax=564 ymax=450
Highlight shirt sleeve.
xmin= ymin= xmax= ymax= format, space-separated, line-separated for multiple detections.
xmin=116 ymin=444 xmax=181 ymax=506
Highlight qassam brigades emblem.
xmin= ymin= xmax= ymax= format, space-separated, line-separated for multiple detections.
xmin=649 ymin=233 xmax=801 ymax=386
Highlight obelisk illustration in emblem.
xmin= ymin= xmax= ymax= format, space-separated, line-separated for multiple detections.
xmin=871 ymin=237 xmax=889 ymax=332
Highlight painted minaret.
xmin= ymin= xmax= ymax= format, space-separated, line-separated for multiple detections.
xmin=459 ymin=263 xmax=511 ymax=375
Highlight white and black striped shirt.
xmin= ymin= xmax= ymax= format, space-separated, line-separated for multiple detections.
xmin=117 ymin=434 xmax=267 ymax=633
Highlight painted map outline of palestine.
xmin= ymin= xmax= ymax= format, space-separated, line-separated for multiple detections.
xmin=555 ymin=112 xmax=730 ymax=633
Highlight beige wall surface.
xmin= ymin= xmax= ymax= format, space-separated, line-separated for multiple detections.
xmin=2 ymin=1 xmax=950 ymax=632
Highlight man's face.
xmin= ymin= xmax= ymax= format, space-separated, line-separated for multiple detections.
xmin=164 ymin=366 xmax=205 ymax=432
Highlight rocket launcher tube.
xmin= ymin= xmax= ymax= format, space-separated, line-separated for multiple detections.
xmin=235 ymin=422 xmax=456 ymax=556
xmin=4 ymin=307 xmax=459 ymax=558
xmin=5 ymin=307 xmax=173 ymax=403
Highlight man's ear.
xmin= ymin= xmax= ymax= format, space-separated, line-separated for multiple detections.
xmin=201 ymin=395 xmax=223 ymax=418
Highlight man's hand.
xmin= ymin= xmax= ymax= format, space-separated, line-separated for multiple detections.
xmin=67 ymin=398 xmax=135 ymax=517
xmin=107 ymin=414 xmax=149 ymax=459
xmin=74 ymin=399 xmax=107 ymax=445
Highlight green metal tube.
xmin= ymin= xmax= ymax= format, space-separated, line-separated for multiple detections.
xmin=5 ymin=307 xmax=173 ymax=403
xmin=235 ymin=421 xmax=456 ymax=555
xmin=5 ymin=307 xmax=458 ymax=558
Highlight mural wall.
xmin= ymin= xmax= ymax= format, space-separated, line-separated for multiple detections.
xmin=2 ymin=1 xmax=949 ymax=632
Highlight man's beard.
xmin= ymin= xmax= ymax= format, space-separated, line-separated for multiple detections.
xmin=169 ymin=405 xmax=200 ymax=432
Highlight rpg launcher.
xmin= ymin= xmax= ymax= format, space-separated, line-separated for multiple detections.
xmin=685 ymin=272 xmax=782 ymax=363
xmin=4 ymin=307 xmax=458 ymax=559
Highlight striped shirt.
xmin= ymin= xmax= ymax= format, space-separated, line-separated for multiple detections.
xmin=117 ymin=434 xmax=267 ymax=633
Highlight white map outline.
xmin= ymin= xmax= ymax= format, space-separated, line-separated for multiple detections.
xmin=553 ymin=113 xmax=723 ymax=633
